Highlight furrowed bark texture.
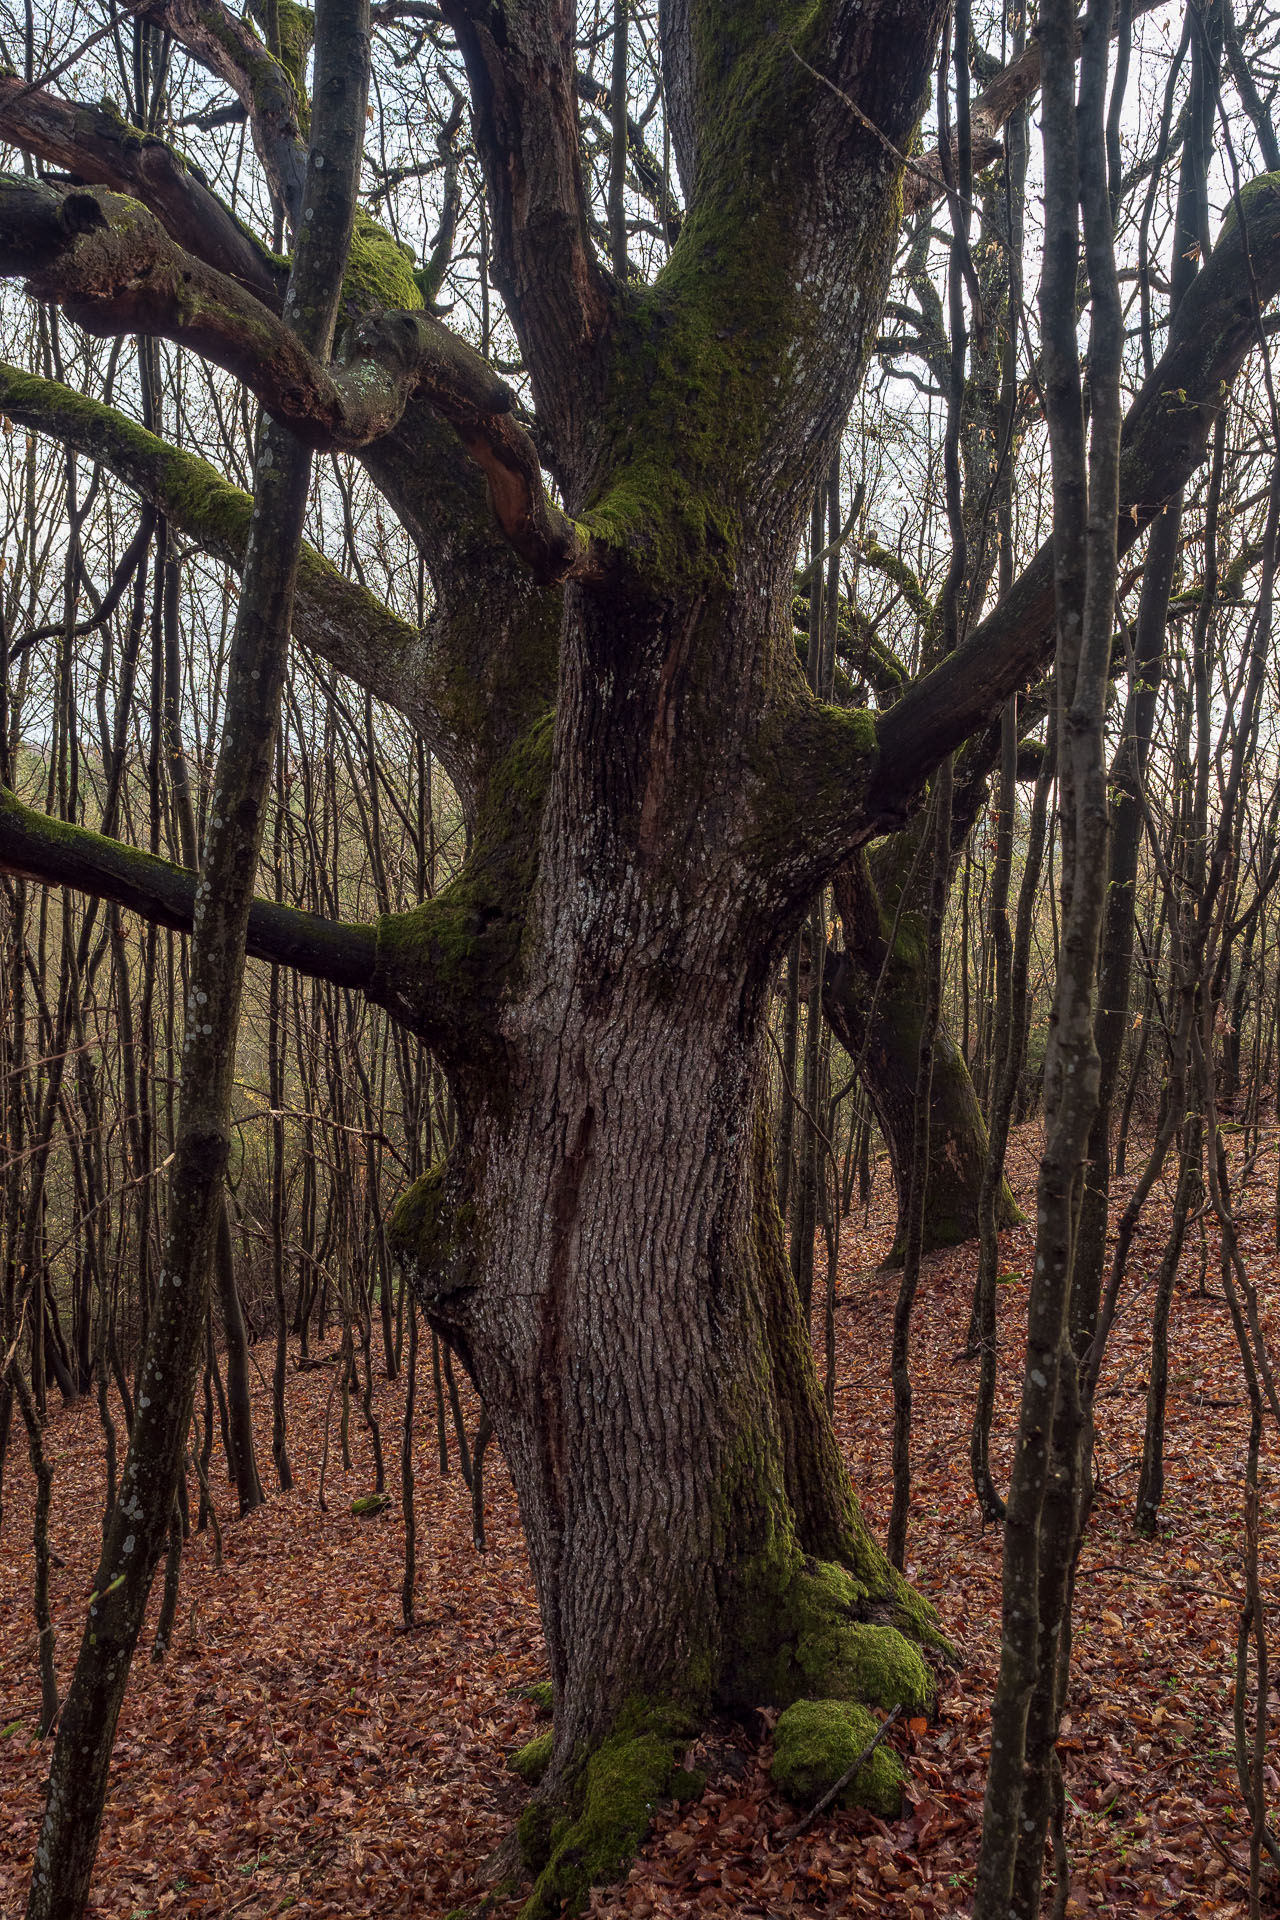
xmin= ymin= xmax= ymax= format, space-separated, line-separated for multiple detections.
xmin=387 ymin=554 xmax=946 ymax=1808
xmin=373 ymin=13 xmax=956 ymax=1893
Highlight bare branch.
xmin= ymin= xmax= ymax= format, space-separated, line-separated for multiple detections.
xmin=872 ymin=174 xmax=1280 ymax=817
xmin=902 ymin=0 xmax=1167 ymax=214
xmin=441 ymin=0 xmax=613 ymax=463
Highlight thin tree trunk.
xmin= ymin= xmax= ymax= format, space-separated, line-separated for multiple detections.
xmin=25 ymin=14 xmax=369 ymax=1905
xmin=214 ymin=1205 xmax=265 ymax=1515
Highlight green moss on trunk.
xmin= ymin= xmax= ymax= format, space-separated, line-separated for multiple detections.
xmin=342 ymin=209 xmax=424 ymax=314
xmin=372 ymin=712 xmax=552 ymax=1059
xmin=511 ymin=1730 xmax=554 ymax=1785
xmin=721 ymin=1552 xmax=942 ymax=1714
xmin=518 ymin=1701 xmax=701 ymax=1920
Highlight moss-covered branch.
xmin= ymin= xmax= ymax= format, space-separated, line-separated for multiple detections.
xmin=0 ymin=362 xmax=471 ymax=787
xmin=583 ymin=0 xmax=940 ymax=597
xmin=0 ymin=74 xmax=566 ymax=603
xmin=770 ymin=151 xmax=1280 ymax=896
xmin=0 ymin=788 xmax=375 ymax=986
xmin=0 ymin=78 xmax=286 ymax=303
xmin=0 ymin=175 xmax=595 ymax=584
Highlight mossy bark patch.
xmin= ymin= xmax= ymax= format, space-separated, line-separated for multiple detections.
xmin=518 ymin=1702 xmax=697 ymax=1919
xmin=342 ymin=208 xmax=424 ymax=315
xmin=770 ymin=1698 xmax=906 ymax=1818
xmin=723 ymin=1553 xmax=940 ymax=1712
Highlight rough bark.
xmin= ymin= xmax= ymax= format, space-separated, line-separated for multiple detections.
xmin=384 ymin=619 xmax=947 ymax=1898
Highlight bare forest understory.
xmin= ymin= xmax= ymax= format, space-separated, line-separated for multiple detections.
xmin=0 ymin=1124 xmax=1273 ymax=1920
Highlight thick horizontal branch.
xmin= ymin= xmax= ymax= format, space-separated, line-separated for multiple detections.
xmin=0 ymin=77 xmax=285 ymax=303
xmin=0 ymin=175 xmax=596 ymax=585
xmin=0 ymin=175 xmax=343 ymax=411
xmin=343 ymin=307 xmax=597 ymax=582
xmin=0 ymin=788 xmax=376 ymax=988
xmin=0 ymin=362 xmax=474 ymax=791
xmin=870 ymin=171 xmax=1280 ymax=816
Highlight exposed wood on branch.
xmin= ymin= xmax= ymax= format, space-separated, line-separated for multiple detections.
xmin=0 ymin=176 xmax=596 ymax=584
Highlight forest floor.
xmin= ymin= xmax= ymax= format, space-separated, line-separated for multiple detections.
xmin=1 ymin=1123 xmax=1278 ymax=1918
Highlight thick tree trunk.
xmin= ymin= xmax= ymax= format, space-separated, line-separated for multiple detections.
xmin=393 ymin=999 xmax=941 ymax=1896
xmin=826 ymin=851 xmax=1019 ymax=1260
xmin=395 ymin=962 xmax=937 ymax=1681
xmin=384 ymin=584 xmax=944 ymax=1912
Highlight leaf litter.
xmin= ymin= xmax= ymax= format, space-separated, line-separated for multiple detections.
xmin=0 ymin=1123 xmax=1275 ymax=1916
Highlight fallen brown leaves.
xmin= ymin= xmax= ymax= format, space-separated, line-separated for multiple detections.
xmin=0 ymin=1122 xmax=1276 ymax=1917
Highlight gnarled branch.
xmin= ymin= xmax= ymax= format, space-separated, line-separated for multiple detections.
xmin=0 ymin=77 xmax=286 ymax=302
xmin=130 ymin=0 xmax=309 ymax=222
xmin=441 ymin=0 xmax=613 ymax=467
xmin=0 ymin=79 xmax=538 ymax=594
xmin=0 ymin=175 xmax=595 ymax=583
xmin=902 ymin=0 xmax=1167 ymax=213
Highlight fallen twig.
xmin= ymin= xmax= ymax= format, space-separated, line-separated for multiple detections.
xmin=782 ymin=1704 xmax=903 ymax=1843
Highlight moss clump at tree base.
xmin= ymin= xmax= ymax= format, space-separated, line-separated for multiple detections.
xmin=510 ymin=1730 xmax=554 ymax=1785
xmin=517 ymin=1700 xmax=704 ymax=1920
xmin=770 ymin=1698 xmax=906 ymax=1817
xmin=723 ymin=1552 xmax=942 ymax=1712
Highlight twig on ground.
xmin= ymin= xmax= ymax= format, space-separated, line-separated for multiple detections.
xmin=782 ymin=1704 xmax=904 ymax=1843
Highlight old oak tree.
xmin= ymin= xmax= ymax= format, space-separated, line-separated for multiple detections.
xmin=3 ymin=0 xmax=1280 ymax=1910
